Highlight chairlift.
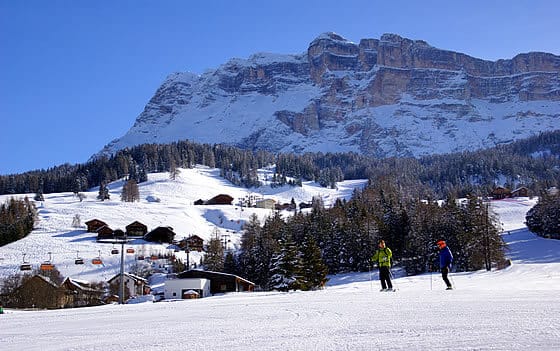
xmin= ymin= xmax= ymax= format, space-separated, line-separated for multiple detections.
xmin=40 ymin=252 xmax=54 ymax=271
xmin=151 ymin=255 xmax=159 ymax=260
xmin=40 ymin=262 xmax=55 ymax=271
xmin=20 ymin=253 xmax=32 ymax=271
xmin=126 ymin=247 xmax=135 ymax=254
xmin=92 ymin=250 xmax=103 ymax=265
xmin=111 ymin=245 xmax=119 ymax=255
xmin=20 ymin=263 xmax=32 ymax=271
xmin=74 ymin=251 xmax=84 ymax=265
xmin=137 ymin=255 xmax=145 ymax=261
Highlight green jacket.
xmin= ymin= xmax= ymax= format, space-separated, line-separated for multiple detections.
xmin=371 ymin=248 xmax=392 ymax=267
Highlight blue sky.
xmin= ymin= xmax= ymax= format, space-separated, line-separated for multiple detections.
xmin=1 ymin=0 xmax=559 ymax=175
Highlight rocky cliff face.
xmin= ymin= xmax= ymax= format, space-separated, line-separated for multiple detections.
xmin=101 ymin=32 xmax=560 ymax=158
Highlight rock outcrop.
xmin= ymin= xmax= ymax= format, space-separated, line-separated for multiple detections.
xmin=101 ymin=32 xmax=560 ymax=158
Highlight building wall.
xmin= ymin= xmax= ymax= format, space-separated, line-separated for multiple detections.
xmin=164 ymin=278 xmax=210 ymax=299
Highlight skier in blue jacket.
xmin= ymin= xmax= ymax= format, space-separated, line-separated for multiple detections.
xmin=437 ymin=240 xmax=453 ymax=290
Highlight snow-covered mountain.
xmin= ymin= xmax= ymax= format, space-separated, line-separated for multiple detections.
xmin=100 ymin=32 xmax=560 ymax=158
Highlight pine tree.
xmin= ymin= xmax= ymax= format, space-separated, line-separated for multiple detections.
xmin=97 ymin=182 xmax=110 ymax=201
xmin=269 ymin=234 xmax=303 ymax=291
xmin=299 ymin=234 xmax=328 ymax=290
xmin=204 ymin=228 xmax=225 ymax=271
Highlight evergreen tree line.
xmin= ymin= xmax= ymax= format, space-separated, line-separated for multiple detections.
xmin=0 ymin=197 xmax=37 ymax=247
xmin=211 ymin=182 xmax=504 ymax=291
xmin=525 ymin=191 xmax=560 ymax=239
xmin=1 ymin=131 xmax=559 ymax=198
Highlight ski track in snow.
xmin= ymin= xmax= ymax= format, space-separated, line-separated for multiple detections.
xmin=0 ymin=168 xmax=559 ymax=350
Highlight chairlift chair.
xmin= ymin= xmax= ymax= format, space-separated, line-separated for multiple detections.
xmin=40 ymin=252 xmax=54 ymax=270
xmin=75 ymin=251 xmax=84 ymax=265
xmin=40 ymin=262 xmax=54 ymax=271
xmin=92 ymin=250 xmax=103 ymax=265
xmin=20 ymin=253 xmax=32 ymax=271
xmin=111 ymin=247 xmax=119 ymax=255
xmin=20 ymin=263 xmax=32 ymax=271
xmin=126 ymin=247 xmax=135 ymax=254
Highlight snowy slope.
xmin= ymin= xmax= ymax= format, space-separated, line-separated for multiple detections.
xmin=1 ymin=191 xmax=559 ymax=350
xmin=0 ymin=166 xmax=366 ymax=282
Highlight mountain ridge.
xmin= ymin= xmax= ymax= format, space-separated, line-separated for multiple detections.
xmin=100 ymin=32 xmax=560 ymax=158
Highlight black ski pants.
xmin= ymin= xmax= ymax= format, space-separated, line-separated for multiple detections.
xmin=379 ymin=266 xmax=393 ymax=289
xmin=441 ymin=266 xmax=452 ymax=288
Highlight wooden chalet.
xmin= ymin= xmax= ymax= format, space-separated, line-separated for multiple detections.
xmin=179 ymin=235 xmax=205 ymax=252
xmin=144 ymin=226 xmax=176 ymax=244
xmin=85 ymin=219 xmax=108 ymax=233
xmin=126 ymin=221 xmax=148 ymax=237
xmin=60 ymin=278 xmax=104 ymax=307
xmin=205 ymin=194 xmax=234 ymax=205
xmin=108 ymin=273 xmax=149 ymax=299
xmin=176 ymin=270 xmax=255 ymax=295
xmin=511 ymin=187 xmax=529 ymax=198
xmin=96 ymin=225 xmax=114 ymax=241
xmin=8 ymin=275 xmax=67 ymax=309
xmin=491 ymin=187 xmax=511 ymax=200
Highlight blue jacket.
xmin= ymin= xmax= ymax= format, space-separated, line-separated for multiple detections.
xmin=439 ymin=246 xmax=453 ymax=268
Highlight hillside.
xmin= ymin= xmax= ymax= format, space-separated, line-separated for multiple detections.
xmin=0 ymin=166 xmax=366 ymax=282
xmin=1 ymin=179 xmax=559 ymax=350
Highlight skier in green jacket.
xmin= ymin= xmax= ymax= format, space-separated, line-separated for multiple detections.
xmin=371 ymin=240 xmax=393 ymax=291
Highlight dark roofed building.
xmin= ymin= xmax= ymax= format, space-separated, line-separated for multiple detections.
xmin=96 ymin=225 xmax=114 ymax=241
xmin=144 ymin=226 xmax=176 ymax=244
xmin=126 ymin=221 xmax=148 ymax=237
xmin=206 ymin=194 xmax=234 ymax=205
xmin=179 ymin=235 xmax=205 ymax=252
xmin=85 ymin=219 xmax=107 ymax=233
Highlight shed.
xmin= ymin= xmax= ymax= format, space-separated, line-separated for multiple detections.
xmin=164 ymin=277 xmax=210 ymax=299
xmin=144 ymin=226 xmax=176 ymax=243
xmin=206 ymin=194 xmax=234 ymax=205
xmin=176 ymin=270 xmax=255 ymax=295
xmin=85 ymin=219 xmax=108 ymax=233
xmin=126 ymin=221 xmax=148 ymax=237
xmin=256 ymin=198 xmax=276 ymax=209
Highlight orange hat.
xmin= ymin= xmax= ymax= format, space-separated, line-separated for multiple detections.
xmin=437 ymin=240 xmax=446 ymax=248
